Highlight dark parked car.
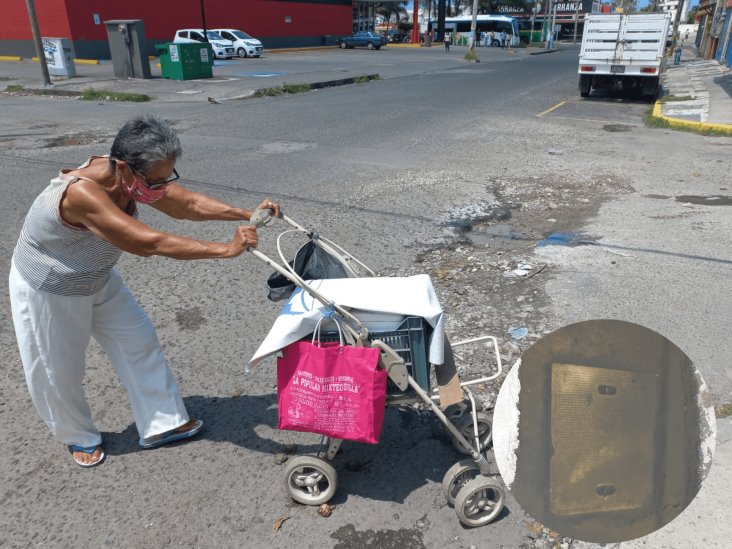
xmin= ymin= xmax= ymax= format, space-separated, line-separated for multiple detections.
xmin=338 ymin=31 xmax=386 ymax=50
xmin=383 ymin=29 xmax=407 ymax=43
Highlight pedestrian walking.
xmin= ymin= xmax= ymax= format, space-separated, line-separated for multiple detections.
xmin=500 ymin=31 xmax=506 ymax=50
xmin=445 ymin=31 xmax=451 ymax=51
xmin=8 ymin=115 xmax=281 ymax=468
xmin=505 ymin=32 xmax=513 ymax=51
xmin=674 ymin=41 xmax=683 ymax=65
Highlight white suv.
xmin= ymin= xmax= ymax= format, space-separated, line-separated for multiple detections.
xmin=211 ymin=29 xmax=263 ymax=58
xmin=173 ymin=29 xmax=235 ymax=59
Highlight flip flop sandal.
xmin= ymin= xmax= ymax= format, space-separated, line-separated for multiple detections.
xmin=68 ymin=445 xmax=105 ymax=468
xmin=139 ymin=419 xmax=204 ymax=449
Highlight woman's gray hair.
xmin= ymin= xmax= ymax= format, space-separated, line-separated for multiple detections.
xmin=110 ymin=115 xmax=182 ymax=174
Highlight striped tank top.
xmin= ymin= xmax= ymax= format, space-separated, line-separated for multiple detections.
xmin=12 ymin=156 xmax=137 ymax=296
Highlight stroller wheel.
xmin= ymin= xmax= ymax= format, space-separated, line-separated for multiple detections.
xmin=284 ymin=456 xmax=338 ymax=505
xmin=451 ymin=411 xmax=493 ymax=455
xmin=442 ymin=459 xmax=481 ymax=506
xmin=454 ymin=476 xmax=505 ymax=527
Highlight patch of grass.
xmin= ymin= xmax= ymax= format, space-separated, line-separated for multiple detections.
xmin=657 ymin=94 xmax=695 ymax=103
xmin=282 ymin=83 xmax=311 ymax=94
xmin=5 ymin=84 xmax=24 ymax=92
xmin=255 ymin=75 xmax=380 ymax=98
xmin=463 ymin=50 xmax=479 ymax=62
xmin=79 ymin=89 xmax=151 ymax=102
xmin=0 ymin=76 xmax=16 ymax=81
xmin=644 ymin=107 xmax=671 ymax=128
xmin=254 ymin=86 xmax=283 ymax=97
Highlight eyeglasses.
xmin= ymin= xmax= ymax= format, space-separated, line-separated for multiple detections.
xmin=136 ymin=168 xmax=180 ymax=190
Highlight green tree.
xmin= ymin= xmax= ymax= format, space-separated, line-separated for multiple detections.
xmin=612 ymin=0 xmax=638 ymax=12
xmin=377 ymin=2 xmax=408 ymax=30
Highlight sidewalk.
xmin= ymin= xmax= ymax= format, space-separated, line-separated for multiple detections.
xmin=660 ymin=44 xmax=732 ymax=127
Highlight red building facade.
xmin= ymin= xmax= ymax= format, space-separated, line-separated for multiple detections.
xmin=1 ymin=0 xmax=352 ymax=58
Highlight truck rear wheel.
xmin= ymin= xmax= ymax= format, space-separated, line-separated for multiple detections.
xmin=642 ymin=76 xmax=660 ymax=103
xmin=579 ymin=75 xmax=592 ymax=98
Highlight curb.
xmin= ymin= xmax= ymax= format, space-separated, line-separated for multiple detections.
xmin=529 ymin=49 xmax=560 ymax=55
xmin=0 ymin=55 xmax=22 ymax=61
xmin=267 ymin=46 xmax=338 ymax=54
xmin=652 ymin=101 xmax=732 ymax=136
xmin=252 ymin=73 xmax=380 ymax=96
xmin=29 ymin=56 xmax=100 ymax=65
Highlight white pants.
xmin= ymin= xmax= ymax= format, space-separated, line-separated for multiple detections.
xmin=9 ymin=262 xmax=188 ymax=448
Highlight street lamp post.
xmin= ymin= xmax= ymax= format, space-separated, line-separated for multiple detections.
xmin=200 ymin=0 xmax=208 ymax=42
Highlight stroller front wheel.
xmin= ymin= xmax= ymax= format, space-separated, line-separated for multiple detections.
xmin=284 ymin=456 xmax=338 ymax=505
xmin=455 ymin=476 xmax=505 ymax=527
xmin=442 ymin=459 xmax=481 ymax=506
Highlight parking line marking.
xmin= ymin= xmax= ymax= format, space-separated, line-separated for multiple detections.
xmin=537 ymin=101 xmax=566 ymax=117
xmin=545 ymin=115 xmax=619 ymax=124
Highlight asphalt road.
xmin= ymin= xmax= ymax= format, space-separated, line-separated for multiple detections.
xmin=0 ymin=46 xmax=730 ymax=548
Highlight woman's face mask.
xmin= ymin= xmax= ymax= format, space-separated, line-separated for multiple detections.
xmin=121 ymin=172 xmax=167 ymax=204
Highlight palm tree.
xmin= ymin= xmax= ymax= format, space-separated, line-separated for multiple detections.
xmin=377 ymin=2 xmax=408 ymax=33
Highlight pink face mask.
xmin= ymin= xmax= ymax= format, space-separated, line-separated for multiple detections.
xmin=121 ymin=174 xmax=166 ymax=204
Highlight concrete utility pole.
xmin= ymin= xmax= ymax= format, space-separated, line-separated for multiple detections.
xmin=25 ymin=0 xmax=52 ymax=87
xmin=469 ymin=0 xmax=480 ymax=55
xmin=670 ymin=0 xmax=684 ymax=52
xmin=573 ymin=0 xmax=581 ymax=44
xmin=543 ymin=0 xmax=552 ymax=48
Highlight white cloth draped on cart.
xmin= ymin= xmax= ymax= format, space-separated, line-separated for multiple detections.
xmin=248 ymin=274 xmax=445 ymax=369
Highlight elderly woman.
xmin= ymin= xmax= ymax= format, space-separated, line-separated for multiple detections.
xmin=9 ymin=115 xmax=280 ymax=467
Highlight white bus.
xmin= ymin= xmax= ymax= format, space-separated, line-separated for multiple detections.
xmin=436 ymin=15 xmax=521 ymax=47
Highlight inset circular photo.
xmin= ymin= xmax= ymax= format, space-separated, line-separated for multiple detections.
xmin=493 ymin=319 xmax=716 ymax=544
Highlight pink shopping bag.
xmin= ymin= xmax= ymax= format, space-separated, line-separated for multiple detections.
xmin=277 ymin=338 xmax=386 ymax=444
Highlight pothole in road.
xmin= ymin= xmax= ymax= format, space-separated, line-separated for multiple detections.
xmin=44 ymin=130 xmax=111 ymax=148
xmin=443 ymin=201 xmax=518 ymax=235
xmin=537 ymin=231 xmax=599 ymax=247
xmin=603 ymin=124 xmax=634 ymax=132
xmin=331 ymin=524 xmax=424 ymax=549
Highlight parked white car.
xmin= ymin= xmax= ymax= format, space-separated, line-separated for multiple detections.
xmin=173 ymin=29 xmax=235 ymax=59
xmin=211 ymin=28 xmax=264 ymax=58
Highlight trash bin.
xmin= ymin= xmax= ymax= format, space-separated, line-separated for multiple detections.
xmin=42 ymin=37 xmax=76 ymax=77
xmin=156 ymin=43 xmax=213 ymax=80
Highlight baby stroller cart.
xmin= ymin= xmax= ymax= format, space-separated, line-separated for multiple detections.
xmin=247 ymin=209 xmax=507 ymax=527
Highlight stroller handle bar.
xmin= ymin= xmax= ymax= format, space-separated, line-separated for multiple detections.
xmin=247 ymin=208 xmax=369 ymax=341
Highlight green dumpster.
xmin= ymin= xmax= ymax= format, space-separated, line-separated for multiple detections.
xmin=156 ymin=42 xmax=213 ymax=80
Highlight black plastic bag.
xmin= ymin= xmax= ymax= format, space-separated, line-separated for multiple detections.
xmin=266 ymin=240 xmax=350 ymax=302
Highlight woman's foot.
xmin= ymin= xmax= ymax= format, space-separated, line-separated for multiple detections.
xmin=139 ymin=419 xmax=204 ymax=449
xmin=69 ymin=445 xmax=105 ymax=468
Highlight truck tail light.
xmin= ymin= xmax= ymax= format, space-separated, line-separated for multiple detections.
xmin=580 ymin=65 xmax=595 ymax=72
xmin=641 ymin=67 xmax=657 ymax=74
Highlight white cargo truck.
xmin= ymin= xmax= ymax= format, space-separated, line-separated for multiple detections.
xmin=578 ymin=13 xmax=672 ymax=101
